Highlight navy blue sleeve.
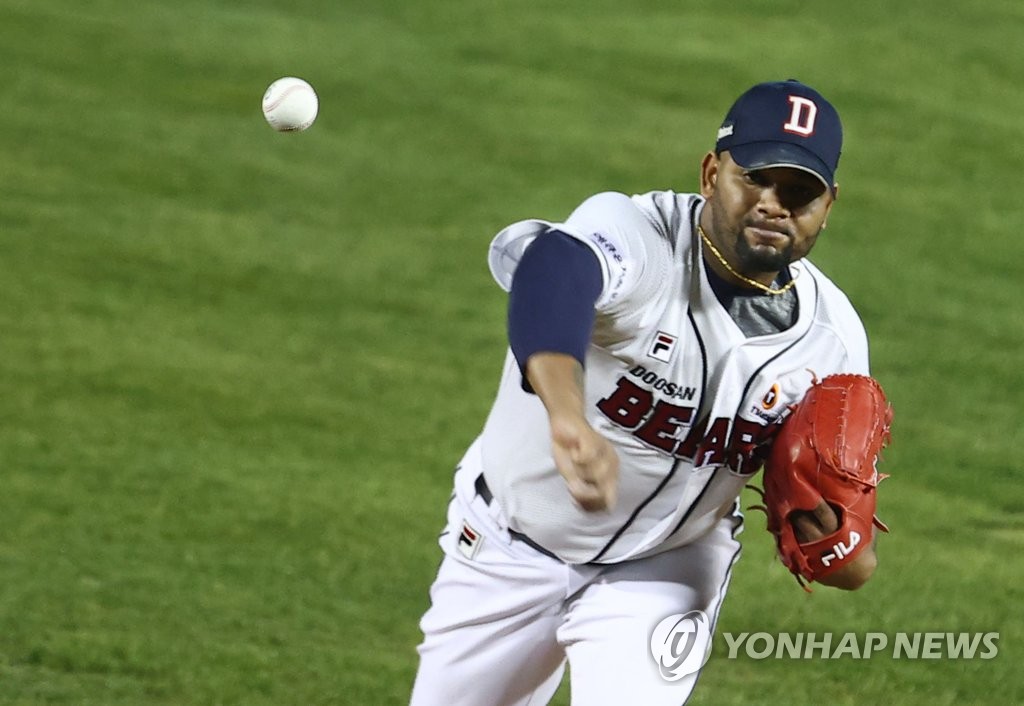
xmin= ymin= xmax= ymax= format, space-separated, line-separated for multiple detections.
xmin=508 ymin=230 xmax=604 ymax=392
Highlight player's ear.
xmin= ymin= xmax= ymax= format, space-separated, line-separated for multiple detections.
xmin=825 ymin=182 xmax=838 ymax=223
xmin=821 ymin=187 xmax=837 ymax=230
xmin=700 ymin=151 xmax=719 ymax=198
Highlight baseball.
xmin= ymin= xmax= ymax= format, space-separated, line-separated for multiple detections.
xmin=262 ymin=77 xmax=319 ymax=132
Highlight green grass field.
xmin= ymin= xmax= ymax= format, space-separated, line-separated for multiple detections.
xmin=2 ymin=0 xmax=1022 ymax=703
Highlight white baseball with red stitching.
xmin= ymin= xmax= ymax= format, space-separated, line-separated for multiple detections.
xmin=262 ymin=77 xmax=318 ymax=132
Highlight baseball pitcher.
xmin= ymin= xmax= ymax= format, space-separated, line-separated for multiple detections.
xmin=410 ymin=80 xmax=892 ymax=706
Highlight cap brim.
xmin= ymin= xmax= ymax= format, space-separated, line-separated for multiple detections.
xmin=729 ymin=142 xmax=835 ymax=193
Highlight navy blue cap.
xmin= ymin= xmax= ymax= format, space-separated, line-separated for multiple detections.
xmin=715 ymin=80 xmax=842 ymax=193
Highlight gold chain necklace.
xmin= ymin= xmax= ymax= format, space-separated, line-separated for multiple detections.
xmin=697 ymin=225 xmax=797 ymax=296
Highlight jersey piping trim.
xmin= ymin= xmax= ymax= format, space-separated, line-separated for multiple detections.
xmin=588 ymin=201 xmax=709 ymax=564
xmin=735 ymin=269 xmax=821 ymax=408
xmin=666 ymin=269 xmax=821 ymax=540
xmin=590 ymin=467 xmax=681 ymax=563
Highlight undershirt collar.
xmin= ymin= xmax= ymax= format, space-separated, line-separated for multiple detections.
xmin=703 ymin=256 xmax=799 ymax=337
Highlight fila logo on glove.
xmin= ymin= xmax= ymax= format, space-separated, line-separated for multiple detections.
xmin=820 ymin=531 xmax=860 ymax=567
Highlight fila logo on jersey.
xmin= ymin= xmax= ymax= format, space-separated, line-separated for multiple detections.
xmin=457 ymin=521 xmax=482 ymax=559
xmin=648 ymin=331 xmax=677 ymax=363
xmin=783 ymin=96 xmax=817 ymax=136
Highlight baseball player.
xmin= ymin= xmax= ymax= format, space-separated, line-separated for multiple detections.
xmin=411 ymin=80 xmax=881 ymax=705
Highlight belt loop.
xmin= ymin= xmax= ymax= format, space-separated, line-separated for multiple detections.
xmin=474 ymin=473 xmax=494 ymax=505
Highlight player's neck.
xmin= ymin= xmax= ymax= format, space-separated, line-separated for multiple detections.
xmin=697 ymin=224 xmax=794 ymax=295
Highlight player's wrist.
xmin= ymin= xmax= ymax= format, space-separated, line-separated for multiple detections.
xmin=547 ymin=409 xmax=593 ymax=445
xmin=526 ymin=353 xmax=587 ymax=416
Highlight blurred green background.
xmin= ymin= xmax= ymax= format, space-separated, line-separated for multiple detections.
xmin=1 ymin=0 xmax=1021 ymax=703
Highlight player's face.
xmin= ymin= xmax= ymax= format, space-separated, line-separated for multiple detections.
xmin=699 ymin=151 xmax=835 ymax=279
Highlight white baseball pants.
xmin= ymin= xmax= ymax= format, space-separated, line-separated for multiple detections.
xmin=410 ymin=465 xmax=742 ymax=706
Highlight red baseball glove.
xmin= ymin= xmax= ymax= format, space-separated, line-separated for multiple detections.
xmin=758 ymin=374 xmax=893 ymax=587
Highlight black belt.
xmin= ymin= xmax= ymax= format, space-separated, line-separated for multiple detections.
xmin=474 ymin=473 xmax=560 ymax=561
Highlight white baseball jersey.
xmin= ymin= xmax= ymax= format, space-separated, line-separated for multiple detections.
xmin=479 ymin=190 xmax=869 ymax=565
